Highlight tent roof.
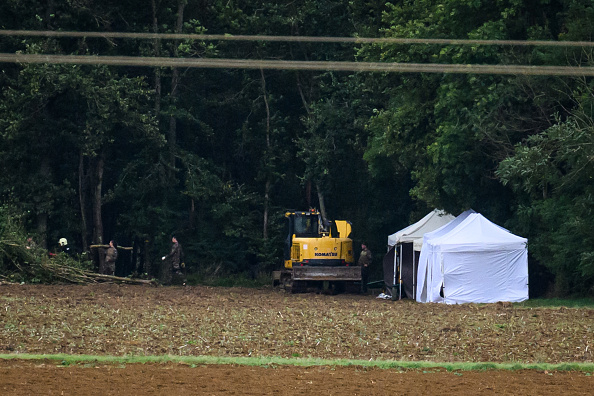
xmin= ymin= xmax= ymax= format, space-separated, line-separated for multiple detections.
xmin=413 ymin=209 xmax=476 ymax=251
xmin=426 ymin=213 xmax=527 ymax=252
xmin=388 ymin=209 xmax=455 ymax=247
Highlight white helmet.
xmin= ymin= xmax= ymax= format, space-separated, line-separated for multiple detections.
xmin=59 ymin=238 xmax=68 ymax=246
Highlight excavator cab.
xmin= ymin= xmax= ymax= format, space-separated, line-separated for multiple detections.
xmin=284 ymin=210 xmax=320 ymax=268
xmin=292 ymin=211 xmax=320 ymax=237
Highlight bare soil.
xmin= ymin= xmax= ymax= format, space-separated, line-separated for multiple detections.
xmin=0 ymin=284 xmax=592 ymax=395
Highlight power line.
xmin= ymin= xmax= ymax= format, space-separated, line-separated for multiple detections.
xmin=1 ymin=29 xmax=594 ymax=48
xmin=1 ymin=53 xmax=593 ymax=76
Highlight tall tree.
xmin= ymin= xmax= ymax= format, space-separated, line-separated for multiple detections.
xmin=498 ymin=111 xmax=594 ymax=295
xmin=0 ymin=57 xmax=158 ymax=249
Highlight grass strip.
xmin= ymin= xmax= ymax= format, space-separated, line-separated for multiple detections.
xmin=1 ymin=354 xmax=593 ymax=373
xmin=515 ymin=298 xmax=594 ymax=308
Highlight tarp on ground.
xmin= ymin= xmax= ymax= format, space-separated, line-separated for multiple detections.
xmin=416 ymin=213 xmax=528 ymax=304
xmin=385 ymin=209 xmax=454 ymax=299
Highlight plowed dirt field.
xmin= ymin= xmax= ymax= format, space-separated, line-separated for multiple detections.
xmin=1 ymin=284 xmax=592 ymax=395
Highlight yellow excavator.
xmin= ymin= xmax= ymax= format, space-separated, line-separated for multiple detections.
xmin=273 ymin=209 xmax=361 ymax=293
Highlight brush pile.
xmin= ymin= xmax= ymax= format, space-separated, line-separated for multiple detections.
xmin=0 ymin=239 xmax=154 ymax=285
xmin=0 ymin=204 xmax=155 ymax=285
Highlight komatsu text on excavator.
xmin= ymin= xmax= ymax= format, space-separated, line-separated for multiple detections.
xmin=273 ymin=209 xmax=361 ymax=293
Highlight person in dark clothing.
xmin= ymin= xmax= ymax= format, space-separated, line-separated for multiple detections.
xmin=59 ymin=238 xmax=72 ymax=255
xmin=358 ymin=243 xmax=372 ymax=293
xmin=104 ymin=240 xmax=118 ymax=276
xmin=161 ymin=236 xmax=185 ymax=285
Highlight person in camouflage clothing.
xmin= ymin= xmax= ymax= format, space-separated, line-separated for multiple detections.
xmin=358 ymin=243 xmax=372 ymax=294
xmin=103 ymin=240 xmax=118 ymax=275
xmin=161 ymin=236 xmax=185 ymax=285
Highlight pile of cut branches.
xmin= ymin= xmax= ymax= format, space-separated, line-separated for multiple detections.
xmin=0 ymin=239 xmax=155 ymax=285
xmin=0 ymin=206 xmax=155 ymax=285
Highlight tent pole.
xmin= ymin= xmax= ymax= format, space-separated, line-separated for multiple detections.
xmin=392 ymin=246 xmax=397 ymax=300
xmin=412 ymin=248 xmax=416 ymax=301
xmin=439 ymin=253 xmax=447 ymax=304
xmin=399 ymin=244 xmax=402 ymax=300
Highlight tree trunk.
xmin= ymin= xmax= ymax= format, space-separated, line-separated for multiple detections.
xmin=152 ymin=0 xmax=162 ymax=118
xmin=168 ymin=110 xmax=177 ymax=174
xmin=167 ymin=0 xmax=185 ymax=176
xmin=143 ymin=238 xmax=151 ymax=278
xmin=294 ymin=69 xmax=314 ymax=211
xmin=91 ymin=150 xmax=105 ymax=274
xmin=263 ymin=180 xmax=270 ymax=240
xmin=78 ymin=152 xmax=89 ymax=251
xmin=36 ymin=155 xmax=51 ymax=249
xmin=316 ymin=183 xmax=328 ymax=224
xmin=36 ymin=212 xmax=48 ymax=250
xmin=189 ymin=198 xmax=196 ymax=228
xmin=261 ymin=68 xmax=271 ymax=240
xmin=91 ymin=150 xmax=105 ymax=245
xmin=296 ymin=72 xmax=311 ymax=115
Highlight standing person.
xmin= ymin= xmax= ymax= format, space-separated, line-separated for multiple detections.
xmin=358 ymin=243 xmax=373 ymax=294
xmin=162 ymin=236 xmax=185 ymax=285
xmin=59 ymin=238 xmax=72 ymax=255
xmin=104 ymin=240 xmax=118 ymax=276
xmin=25 ymin=237 xmax=37 ymax=250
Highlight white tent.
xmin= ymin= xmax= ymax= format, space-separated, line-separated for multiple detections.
xmin=417 ymin=213 xmax=528 ymax=304
xmin=416 ymin=209 xmax=475 ymax=302
xmin=388 ymin=209 xmax=455 ymax=248
xmin=386 ymin=209 xmax=454 ymax=299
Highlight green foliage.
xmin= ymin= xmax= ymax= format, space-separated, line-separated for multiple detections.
xmin=497 ymin=116 xmax=594 ymax=295
xmin=0 ymin=40 xmax=160 ymax=248
xmin=362 ymin=0 xmax=565 ymax=219
xmin=297 ymin=86 xmax=361 ymax=191
xmin=0 ymin=205 xmax=31 ymax=276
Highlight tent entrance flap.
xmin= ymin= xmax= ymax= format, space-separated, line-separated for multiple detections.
xmin=382 ymin=243 xmax=418 ymax=299
xmin=382 ymin=246 xmax=395 ymax=297
xmin=398 ymin=242 xmax=416 ymax=299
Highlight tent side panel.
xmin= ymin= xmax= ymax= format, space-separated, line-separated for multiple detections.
xmin=400 ymin=242 xmax=415 ymax=299
xmin=382 ymin=246 xmax=395 ymax=294
xmin=503 ymin=249 xmax=529 ymax=302
xmin=416 ymin=246 xmax=430 ymax=302
xmin=442 ymin=250 xmax=528 ymax=304
xmin=427 ymin=250 xmax=445 ymax=303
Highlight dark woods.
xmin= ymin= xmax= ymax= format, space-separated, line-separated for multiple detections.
xmin=0 ymin=1 xmax=592 ymax=296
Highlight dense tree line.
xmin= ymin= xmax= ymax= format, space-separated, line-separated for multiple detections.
xmin=0 ymin=0 xmax=592 ymax=295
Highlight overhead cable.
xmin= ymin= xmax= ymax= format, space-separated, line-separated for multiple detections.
xmin=1 ymin=53 xmax=593 ymax=76
xmin=1 ymin=29 xmax=594 ymax=48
